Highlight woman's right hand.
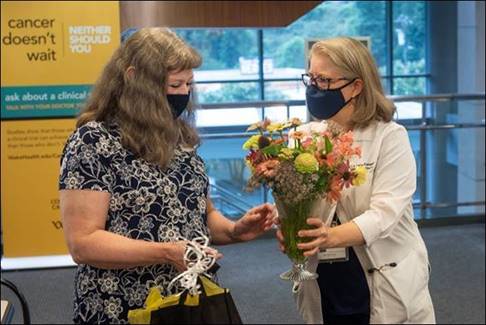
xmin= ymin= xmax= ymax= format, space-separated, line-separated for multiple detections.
xmin=164 ymin=241 xmax=188 ymax=272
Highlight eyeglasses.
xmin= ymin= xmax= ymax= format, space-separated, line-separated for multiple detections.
xmin=301 ymin=73 xmax=350 ymax=90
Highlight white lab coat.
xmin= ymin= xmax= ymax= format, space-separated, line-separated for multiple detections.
xmin=291 ymin=120 xmax=436 ymax=324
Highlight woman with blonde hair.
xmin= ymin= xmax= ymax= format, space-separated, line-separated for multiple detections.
xmin=274 ymin=37 xmax=436 ymax=324
xmin=59 ymin=27 xmax=275 ymax=324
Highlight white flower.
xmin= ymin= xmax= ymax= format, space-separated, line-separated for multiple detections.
xmin=138 ymin=217 xmax=155 ymax=232
xmin=132 ymin=160 xmax=157 ymax=181
xmin=125 ymin=284 xmax=147 ymax=307
xmin=104 ymin=297 xmax=123 ymax=319
xmin=163 ymin=182 xmax=177 ymax=195
xmin=197 ymin=196 xmax=207 ymax=214
xmin=95 ymin=136 xmax=113 ymax=157
xmin=158 ymin=225 xmax=181 ymax=242
xmin=65 ymin=171 xmax=84 ymax=189
xmin=77 ymin=269 xmax=97 ymax=294
xmin=110 ymin=193 xmax=125 ymax=211
xmin=79 ymin=145 xmax=97 ymax=164
xmin=99 ymin=272 xmax=120 ymax=294
xmin=66 ymin=156 xmax=79 ymax=170
xmin=85 ymin=292 xmax=104 ymax=313
xmin=110 ymin=216 xmax=129 ymax=235
xmin=190 ymin=156 xmax=205 ymax=173
xmin=309 ymin=121 xmax=328 ymax=133
xmin=167 ymin=199 xmax=188 ymax=223
xmin=131 ymin=188 xmax=156 ymax=214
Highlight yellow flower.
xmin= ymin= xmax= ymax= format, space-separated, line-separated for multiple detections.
xmin=246 ymin=118 xmax=271 ymax=132
xmin=267 ymin=122 xmax=284 ymax=133
xmin=294 ymin=153 xmax=319 ymax=173
xmin=246 ymin=122 xmax=261 ymax=132
xmin=278 ymin=147 xmax=295 ymax=160
xmin=281 ymin=121 xmax=293 ymax=129
xmin=242 ymin=135 xmax=260 ymax=150
xmin=352 ymin=165 xmax=367 ymax=186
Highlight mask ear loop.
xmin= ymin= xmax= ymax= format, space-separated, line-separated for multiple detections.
xmin=338 ymin=78 xmax=358 ymax=108
xmin=333 ymin=78 xmax=357 ymax=91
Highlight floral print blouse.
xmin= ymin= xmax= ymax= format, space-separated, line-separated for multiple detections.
xmin=59 ymin=121 xmax=210 ymax=324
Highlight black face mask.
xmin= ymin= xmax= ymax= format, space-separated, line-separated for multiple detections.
xmin=167 ymin=93 xmax=190 ymax=119
xmin=305 ymin=79 xmax=355 ymax=120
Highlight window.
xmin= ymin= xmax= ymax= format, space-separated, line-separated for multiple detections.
xmin=393 ymin=1 xmax=427 ymax=86
xmin=174 ymin=1 xmax=430 ymax=219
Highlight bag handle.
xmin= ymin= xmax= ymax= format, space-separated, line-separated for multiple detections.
xmin=177 ymin=276 xmax=208 ymax=306
xmin=178 ymin=289 xmax=189 ymax=306
xmin=167 ymin=232 xmax=217 ymax=296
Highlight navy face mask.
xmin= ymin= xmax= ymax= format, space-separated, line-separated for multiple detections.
xmin=167 ymin=93 xmax=190 ymax=119
xmin=305 ymin=79 xmax=356 ymax=120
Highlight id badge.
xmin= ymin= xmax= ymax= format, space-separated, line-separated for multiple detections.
xmin=318 ymin=247 xmax=349 ymax=263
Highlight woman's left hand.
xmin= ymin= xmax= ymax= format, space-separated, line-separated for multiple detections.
xmin=232 ymin=203 xmax=276 ymax=242
xmin=297 ymin=217 xmax=331 ymax=257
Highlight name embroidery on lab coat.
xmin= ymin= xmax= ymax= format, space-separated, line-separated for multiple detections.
xmin=351 ymin=162 xmax=375 ymax=171
xmin=363 ymin=162 xmax=375 ymax=170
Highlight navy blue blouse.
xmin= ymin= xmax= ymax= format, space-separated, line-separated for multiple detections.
xmin=316 ymin=216 xmax=370 ymax=316
xmin=59 ymin=121 xmax=210 ymax=324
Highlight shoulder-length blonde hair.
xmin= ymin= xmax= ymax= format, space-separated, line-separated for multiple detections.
xmin=310 ymin=37 xmax=395 ymax=129
xmin=77 ymin=27 xmax=201 ymax=169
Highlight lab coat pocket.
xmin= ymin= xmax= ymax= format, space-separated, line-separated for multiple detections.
xmin=373 ymin=249 xmax=428 ymax=323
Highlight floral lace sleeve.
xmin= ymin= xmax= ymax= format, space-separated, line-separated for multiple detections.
xmin=59 ymin=123 xmax=115 ymax=192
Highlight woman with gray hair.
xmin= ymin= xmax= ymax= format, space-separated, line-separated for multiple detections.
xmin=274 ymin=37 xmax=435 ymax=324
xmin=59 ymin=27 xmax=275 ymax=324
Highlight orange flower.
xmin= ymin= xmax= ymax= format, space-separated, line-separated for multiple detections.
xmin=255 ymin=159 xmax=280 ymax=178
xmin=315 ymin=152 xmax=328 ymax=167
xmin=301 ymin=138 xmax=313 ymax=149
xmin=292 ymin=131 xmax=304 ymax=140
xmin=325 ymin=151 xmax=337 ymax=167
xmin=273 ymin=138 xmax=284 ymax=145
xmin=327 ymin=175 xmax=344 ymax=202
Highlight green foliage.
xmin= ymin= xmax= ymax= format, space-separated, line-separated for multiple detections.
xmin=197 ymin=83 xmax=259 ymax=103
xmin=315 ymin=170 xmax=329 ymax=193
xmin=393 ymin=60 xmax=426 ymax=95
xmin=197 ymin=82 xmax=288 ymax=103
xmin=274 ymin=37 xmax=305 ymax=69
xmin=394 ymin=58 xmax=426 ymax=75
xmin=261 ymin=143 xmax=285 ymax=156
xmin=176 ymin=29 xmax=258 ymax=70
xmin=264 ymin=85 xmax=291 ymax=100
xmin=393 ymin=1 xmax=426 ymax=65
xmin=394 ymin=77 xmax=426 ymax=96
xmin=324 ymin=136 xmax=333 ymax=154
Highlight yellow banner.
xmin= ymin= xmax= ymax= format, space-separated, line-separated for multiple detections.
xmin=1 ymin=1 xmax=119 ymax=259
xmin=1 ymin=119 xmax=77 ymax=257
xmin=1 ymin=1 xmax=120 ymax=86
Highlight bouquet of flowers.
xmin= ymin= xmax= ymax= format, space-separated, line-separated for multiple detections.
xmin=243 ymin=117 xmax=367 ymax=282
